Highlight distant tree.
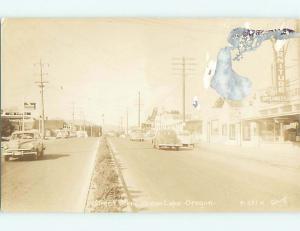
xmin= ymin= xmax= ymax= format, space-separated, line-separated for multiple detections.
xmin=1 ymin=118 xmax=15 ymax=137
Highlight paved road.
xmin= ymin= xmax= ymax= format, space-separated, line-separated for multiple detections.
xmin=108 ymin=137 xmax=300 ymax=212
xmin=1 ymin=137 xmax=100 ymax=212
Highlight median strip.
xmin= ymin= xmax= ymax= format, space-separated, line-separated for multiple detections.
xmin=84 ymin=137 xmax=133 ymax=212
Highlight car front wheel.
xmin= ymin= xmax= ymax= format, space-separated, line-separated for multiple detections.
xmin=31 ymin=154 xmax=38 ymax=161
xmin=38 ymin=149 xmax=44 ymax=159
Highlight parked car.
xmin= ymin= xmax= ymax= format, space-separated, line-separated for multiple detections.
xmin=177 ymin=131 xmax=195 ymax=149
xmin=2 ymin=130 xmax=45 ymax=161
xmin=55 ymin=129 xmax=68 ymax=139
xmin=129 ymin=130 xmax=144 ymax=141
xmin=106 ymin=131 xmax=116 ymax=137
xmin=68 ymin=131 xmax=77 ymax=138
xmin=1 ymin=136 xmax=10 ymax=142
xmin=152 ymin=129 xmax=182 ymax=150
xmin=76 ymin=130 xmax=88 ymax=138
xmin=144 ymin=130 xmax=156 ymax=140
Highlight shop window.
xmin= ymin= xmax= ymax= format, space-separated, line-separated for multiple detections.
xmin=198 ymin=122 xmax=203 ymax=135
xmin=211 ymin=120 xmax=219 ymax=136
xmin=229 ymin=124 xmax=236 ymax=140
xmin=222 ymin=124 xmax=227 ymax=136
xmin=243 ymin=123 xmax=251 ymax=141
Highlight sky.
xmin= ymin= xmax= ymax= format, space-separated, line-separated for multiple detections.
xmin=1 ymin=18 xmax=299 ymax=126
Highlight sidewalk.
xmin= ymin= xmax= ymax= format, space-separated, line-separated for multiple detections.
xmin=196 ymin=141 xmax=300 ymax=170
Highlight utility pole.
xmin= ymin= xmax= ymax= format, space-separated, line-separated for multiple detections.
xmin=83 ymin=112 xmax=86 ymax=132
xmin=102 ymin=114 xmax=104 ymax=134
xmin=72 ymin=102 xmax=75 ymax=129
xmin=38 ymin=116 xmax=41 ymax=133
xmin=22 ymin=97 xmax=25 ymax=131
xmin=126 ymin=107 xmax=129 ymax=135
xmin=120 ymin=116 xmax=123 ymax=132
xmin=34 ymin=59 xmax=49 ymax=139
xmin=138 ymin=91 xmax=141 ymax=128
xmin=172 ymin=57 xmax=197 ymax=123
xmin=79 ymin=109 xmax=82 ymax=131
xmin=182 ymin=57 xmax=186 ymax=122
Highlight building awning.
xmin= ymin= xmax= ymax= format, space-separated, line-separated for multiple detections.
xmin=244 ymin=114 xmax=300 ymax=123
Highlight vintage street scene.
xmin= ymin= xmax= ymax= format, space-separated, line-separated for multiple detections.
xmin=1 ymin=18 xmax=300 ymax=212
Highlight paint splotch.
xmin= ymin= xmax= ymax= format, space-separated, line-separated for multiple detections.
xmin=228 ymin=28 xmax=298 ymax=61
xmin=210 ymin=47 xmax=252 ymax=100
xmin=209 ymin=27 xmax=300 ymax=101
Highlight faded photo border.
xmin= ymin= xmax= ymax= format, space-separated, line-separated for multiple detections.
xmin=1 ymin=0 xmax=300 ymax=231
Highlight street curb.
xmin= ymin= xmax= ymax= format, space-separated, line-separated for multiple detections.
xmin=82 ymin=137 xmax=101 ymax=212
xmin=106 ymin=138 xmax=137 ymax=212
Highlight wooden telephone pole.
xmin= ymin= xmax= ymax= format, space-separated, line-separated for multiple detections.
xmin=172 ymin=57 xmax=197 ymax=122
xmin=138 ymin=91 xmax=141 ymax=128
xmin=34 ymin=59 xmax=49 ymax=139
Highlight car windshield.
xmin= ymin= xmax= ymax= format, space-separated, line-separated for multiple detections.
xmin=11 ymin=133 xmax=34 ymax=140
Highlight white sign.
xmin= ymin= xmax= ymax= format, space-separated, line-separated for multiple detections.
xmin=24 ymin=102 xmax=37 ymax=110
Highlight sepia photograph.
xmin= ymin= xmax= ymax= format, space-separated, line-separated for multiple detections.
xmin=1 ymin=18 xmax=300 ymax=212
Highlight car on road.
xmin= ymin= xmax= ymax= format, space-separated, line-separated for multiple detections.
xmin=152 ymin=129 xmax=182 ymax=150
xmin=2 ymin=130 xmax=45 ymax=161
xmin=76 ymin=130 xmax=88 ymax=138
xmin=55 ymin=129 xmax=69 ymax=139
xmin=129 ymin=129 xmax=144 ymax=141
xmin=1 ymin=136 xmax=10 ymax=142
xmin=68 ymin=131 xmax=77 ymax=138
xmin=106 ymin=131 xmax=116 ymax=137
xmin=177 ymin=131 xmax=195 ymax=149
xmin=144 ymin=130 xmax=156 ymax=141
